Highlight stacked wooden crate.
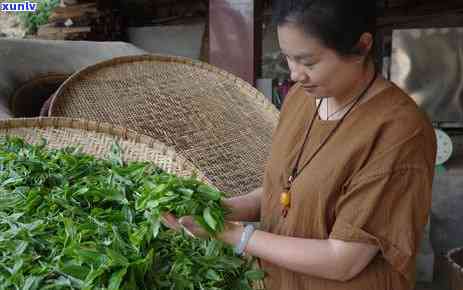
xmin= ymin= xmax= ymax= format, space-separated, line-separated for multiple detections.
xmin=37 ymin=0 xmax=122 ymax=41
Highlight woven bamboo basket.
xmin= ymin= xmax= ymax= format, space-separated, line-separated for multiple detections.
xmin=447 ymin=247 xmax=463 ymax=290
xmin=9 ymin=74 xmax=70 ymax=118
xmin=48 ymin=54 xmax=279 ymax=197
xmin=0 ymin=117 xmax=265 ymax=289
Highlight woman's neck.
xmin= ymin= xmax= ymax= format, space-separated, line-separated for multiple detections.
xmin=318 ymin=62 xmax=389 ymax=120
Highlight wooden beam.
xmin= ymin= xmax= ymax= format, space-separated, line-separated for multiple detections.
xmin=52 ymin=2 xmax=97 ymax=14
xmin=37 ymin=24 xmax=91 ymax=40
xmin=378 ymin=11 xmax=463 ymax=28
xmin=381 ymin=1 xmax=463 ymax=17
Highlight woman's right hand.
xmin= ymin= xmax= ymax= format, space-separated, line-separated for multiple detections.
xmin=221 ymin=187 xmax=262 ymax=222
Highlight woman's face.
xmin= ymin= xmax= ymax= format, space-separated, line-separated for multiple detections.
xmin=277 ymin=23 xmax=366 ymax=99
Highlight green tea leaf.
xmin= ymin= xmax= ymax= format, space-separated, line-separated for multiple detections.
xmin=106 ymin=249 xmax=130 ymax=267
xmin=206 ymin=269 xmax=221 ymax=281
xmin=22 ymin=275 xmax=42 ymax=290
xmin=0 ymin=137 xmax=263 ymax=290
xmin=203 ymin=207 xmax=217 ymax=231
xmin=108 ymin=267 xmax=128 ymax=290
xmin=197 ymin=185 xmax=221 ymax=201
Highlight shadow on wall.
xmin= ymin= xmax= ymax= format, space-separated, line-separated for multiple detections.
xmin=127 ymin=23 xmax=205 ymax=60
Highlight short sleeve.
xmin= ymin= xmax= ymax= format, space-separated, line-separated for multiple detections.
xmin=329 ymin=167 xmax=432 ymax=285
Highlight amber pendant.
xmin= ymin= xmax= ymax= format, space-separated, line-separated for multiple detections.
xmin=280 ymin=176 xmax=293 ymax=218
xmin=280 ymin=191 xmax=291 ymax=217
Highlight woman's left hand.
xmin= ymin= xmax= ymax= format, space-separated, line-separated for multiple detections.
xmin=161 ymin=212 xmax=245 ymax=246
xmin=161 ymin=213 xmax=210 ymax=239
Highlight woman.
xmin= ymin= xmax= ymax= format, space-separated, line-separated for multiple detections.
xmin=162 ymin=0 xmax=437 ymax=289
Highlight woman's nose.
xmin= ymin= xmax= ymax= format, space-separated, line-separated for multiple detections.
xmin=289 ymin=61 xmax=308 ymax=83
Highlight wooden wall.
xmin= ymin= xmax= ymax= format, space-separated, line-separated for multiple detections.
xmin=375 ymin=0 xmax=463 ymax=70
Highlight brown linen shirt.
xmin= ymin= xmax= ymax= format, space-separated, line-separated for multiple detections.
xmin=260 ymin=83 xmax=436 ymax=290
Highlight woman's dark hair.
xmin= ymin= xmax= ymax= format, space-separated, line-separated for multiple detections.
xmin=273 ymin=0 xmax=377 ymax=57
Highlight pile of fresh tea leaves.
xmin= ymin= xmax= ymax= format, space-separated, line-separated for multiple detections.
xmin=0 ymin=137 xmax=264 ymax=289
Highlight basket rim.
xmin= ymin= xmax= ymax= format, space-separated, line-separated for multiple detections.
xmin=9 ymin=73 xmax=71 ymax=114
xmin=447 ymin=247 xmax=463 ymax=271
xmin=0 ymin=116 xmax=205 ymax=178
xmin=0 ymin=116 xmax=151 ymax=141
xmin=0 ymin=116 xmax=180 ymax=154
xmin=47 ymin=53 xmax=279 ymax=117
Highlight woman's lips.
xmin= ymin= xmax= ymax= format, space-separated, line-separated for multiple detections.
xmin=302 ymin=85 xmax=318 ymax=91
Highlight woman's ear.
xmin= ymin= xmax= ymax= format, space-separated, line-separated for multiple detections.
xmin=353 ymin=32 xmax=374 ymax=62
xmin=356 ymin=32 xmax=374 ymax=56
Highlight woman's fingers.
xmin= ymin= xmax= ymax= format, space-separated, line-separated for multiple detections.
xmin=178 ymin=216 xmax=198 ymax=237
xmin=161 ymin=212 xmax=182 ymax=230
xmin=179 ymin=216 xmax=211 ymax=238
xmin=161 ymin=214 xmax=208 ymax=239
xmin=178 ymin=216 xmax=195 ymax=228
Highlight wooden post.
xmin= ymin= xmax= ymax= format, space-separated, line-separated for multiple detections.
xmin=209 ymin=0 xmax=262 ymax=85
